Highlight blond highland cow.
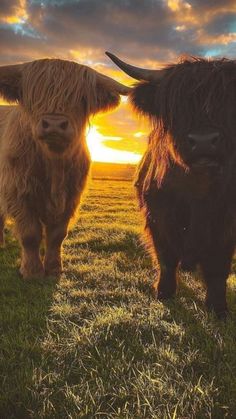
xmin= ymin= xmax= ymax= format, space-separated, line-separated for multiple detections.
xmin=0 ymin=58 xmax=130 ymax=279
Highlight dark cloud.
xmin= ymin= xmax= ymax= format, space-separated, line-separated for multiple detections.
xmin=26 ymin=0 xmax=172 ymax=60
xmin=0 ymin=0 xmax=235 ymax=67
xmin=207 ymin=13 xmax=236 ymax=35
xmin=0 ymin=24 xmax=53 ymax=64
xmin=188 ymin=0 xmax=235 ymax=11
xmin=0 ymin=0 xmax=20 ymax=18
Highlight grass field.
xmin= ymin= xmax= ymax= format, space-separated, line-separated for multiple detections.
xmin=1 ymin=163 xmax=236 ymax=418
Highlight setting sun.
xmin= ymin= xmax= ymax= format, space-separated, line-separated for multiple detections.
xmin=87 ymin=125 xmax=142 ymax=164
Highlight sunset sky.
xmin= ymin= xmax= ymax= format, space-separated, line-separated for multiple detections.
xmin=1 ymin=0 xmax=236 ymax=163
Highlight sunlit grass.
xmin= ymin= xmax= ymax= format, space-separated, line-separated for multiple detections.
xmin=0 ymin=167 xmax=236 ymax=418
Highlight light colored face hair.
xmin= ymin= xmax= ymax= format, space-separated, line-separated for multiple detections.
xmin=0 ymin=56 xmax=132 ymax=164
xmin=21 ymin=59 xmax=110 ymax=120
xmin=0 ymin=58 xmax=130 ymax=126
xmin=0 ymin=58 xmax=131 ymax=161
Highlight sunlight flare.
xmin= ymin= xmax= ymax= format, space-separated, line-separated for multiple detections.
xmin=87 ymin=125 xmax=141 ymax=164
xmin=2 ymin=0 xmax=28 ymax=24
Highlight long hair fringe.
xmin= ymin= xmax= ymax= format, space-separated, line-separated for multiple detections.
xmin=136 ymin=56 xmax=236 ymax=191
xmin=21 ymin=59 xmax=100 ymax=117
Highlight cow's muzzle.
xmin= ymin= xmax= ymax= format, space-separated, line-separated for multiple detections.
xmin=36 ymin=114 xmax=74 ymax=153
xmin=187 ymin=131 xmax=222 ymax=170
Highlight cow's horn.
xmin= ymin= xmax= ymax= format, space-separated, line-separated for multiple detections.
xmin=106 ymin=51 xmax=166 ymax=82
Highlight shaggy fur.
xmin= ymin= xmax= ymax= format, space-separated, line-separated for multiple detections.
xmin=132 ymin=57 xmax=236 ymax=317
xmin=0 ymin=58 xmax=123 ymax=278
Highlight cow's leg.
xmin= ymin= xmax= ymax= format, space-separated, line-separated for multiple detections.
xmin=144 ymin=204 xmax=180 ymax=300
xmin=148 ymin=223 xmax=179 ymax=299
xmin=140 ymin=188 xmax=182 ymax=300
xmin=0 ymin=215 xmax=5 ymax=246
xmin=16 ymin=216 xmax=44 ymax=279
xmin=200 ymin=243 xmax=234 ymax=318
xmin=44 ymin=221 xmax=69 ymax=276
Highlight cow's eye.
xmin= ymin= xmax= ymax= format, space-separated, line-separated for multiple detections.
xmin=60 ymin=121 xmax=68 ymax=130
xmin=42 ymin=120 xmax=49 ymax=129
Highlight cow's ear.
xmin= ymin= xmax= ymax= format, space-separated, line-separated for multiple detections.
xmin=94 ymin=80 xmax=121 ymax=113
xmin=0 ymin=64 xmax=22 ymax=103
xmin=89 ymin=72 xmax=130 ymax=114
xmin=130 ymin=82 xmax=160 ymax=117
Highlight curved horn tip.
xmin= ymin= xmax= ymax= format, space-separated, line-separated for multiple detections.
xmin=105 ymin=51 xmax=125 ymax=65
xmin=105 ymin=51 xmax=115 ymax=59
xmin=105 ymin=51 xmax=165 ymax=82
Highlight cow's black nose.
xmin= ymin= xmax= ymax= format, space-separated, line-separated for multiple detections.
xmin=187 ymin=132 xmax=221 ymax=153
xmin=40 ymin=116 xmax=70 ymax=135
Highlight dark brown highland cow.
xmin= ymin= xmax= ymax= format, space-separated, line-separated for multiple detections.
xmin=0 ymin=58 xmax=129 ymax=279
xmin=107 ymin=52 xmax=236 ymax=318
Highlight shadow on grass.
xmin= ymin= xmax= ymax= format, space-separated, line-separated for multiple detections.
xmin=157 ymin=274 xmax=236 ymax=418
xmin=68 ymin=228 xmax=146 ymax=259
xmin=0 ymin=231 xmax=58 ymax=419
xmin=2 ymin=220 xmax=236 ymax=417
xmin=65 ymin=256 xmax=236 ymax=417
xmin=36 ymin=274 xmax=236 ymax=418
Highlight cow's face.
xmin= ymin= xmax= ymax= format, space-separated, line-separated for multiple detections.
xmin=33 ymin=113 xmax=77 ymax=156
xmin=0 ymin=59 xmax=130 ymax=158
xmin=161 ymin=108 xmax=229 ymax=175
xmin=106 ymin=53 xmax=236 ymax=174
xmin=132 ymin=61 xmax=236 ymax=174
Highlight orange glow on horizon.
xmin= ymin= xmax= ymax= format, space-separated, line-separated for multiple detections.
xmin=87 ymin=125 xmax=142 ymax=164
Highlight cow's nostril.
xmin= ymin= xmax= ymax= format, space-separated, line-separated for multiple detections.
xmin=60 ymin=121 xmax=68 ymax=130
xmin=42 ymin=119 xmax=49 ymax=129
